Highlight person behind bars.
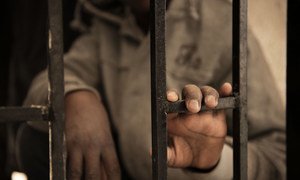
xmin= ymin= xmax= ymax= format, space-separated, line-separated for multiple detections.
xmin=17 ymin=0 xmax=285 ymax=179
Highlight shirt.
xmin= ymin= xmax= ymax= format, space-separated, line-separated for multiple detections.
xmin=24 ymin=0 xmax=286 ymax=179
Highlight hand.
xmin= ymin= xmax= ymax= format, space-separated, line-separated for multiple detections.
xmin=166 ymin=83 xmax=232 ymax=170
xmin=65 ymin=91 xmax=120 ymax=180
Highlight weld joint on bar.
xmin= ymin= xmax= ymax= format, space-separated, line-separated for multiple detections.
xmin=31 ymin=105 xmax=50 ymax=121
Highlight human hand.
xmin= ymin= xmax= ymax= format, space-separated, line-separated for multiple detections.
xmin=166 ymin=83 xmax=232 ymax=170
xmin=65 ymin=91 xmax=120 ymax=180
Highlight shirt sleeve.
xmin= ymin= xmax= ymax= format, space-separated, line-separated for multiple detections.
xmin=24 ymin=25 xmax=101 ymax=132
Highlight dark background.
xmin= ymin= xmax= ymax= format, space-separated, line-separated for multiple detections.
xmin=0 ymin=0 xmax=299 ymax=179
xmin=286 ymin=0 xmax=300 ymax=179
xmin=0 ymin=0 xmax=79 ymax=179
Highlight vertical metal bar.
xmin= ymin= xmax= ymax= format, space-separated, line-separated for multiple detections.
xmin=287 ymin=1 xmax=300 ymax=179
xmin=232 ymin=0 xmax=248 ymax=179
xmin=150 ymin=0 xmax=167 ymax=179
xmin=47 ymin=0 xmax=65 ymax=179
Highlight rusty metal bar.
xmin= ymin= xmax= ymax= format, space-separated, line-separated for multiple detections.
xmin=232 ymin=0 xmax=248 ymax=179
xmin=0 ymin=106 xmax=48 ymax=123
xmin=167 ymin=97 xmax=237 ymax=113
xmin=150 ymin=0 xmax=168 ymax=179
xmin=47 ymin=0 xmax=65 ymax=178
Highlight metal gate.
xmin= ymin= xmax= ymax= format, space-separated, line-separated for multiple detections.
xmin=0 ymin=0 xmax=65 ymax=179
xmin=0 ymin=0 xmax=248 ymax=179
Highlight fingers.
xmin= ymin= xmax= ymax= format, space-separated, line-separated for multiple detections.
xmin=102 ymin=146 xmax=121 ymax=180
xmin=167 ymin=146 xmax=176 ymax=167
xmin=100 ymin=161 xmax=108 ymax=180
xmin=168 ymin=83 xmax=232 ymax=114
xmin=167 ymin=89 xmax=180 ymax=102
xmin=84 ymin=150 xmax=101 ymax=180
xmin=182 ymin=84 xmax=220 ymax=112
xmin=69 ymin=148 xmax=119 ymax=180
xmin=219 ymin=82 xmax=232 ymax=97
xmin=68 ymin=149 xmax=83 ymax=180
xmin=167 ymin=137 xmax=193 ymax=168
xmin=200 ymin=86 xmax=219 ymax=109
xmin=182 ymin=84 xmax=202 ymax=113
xmin=169 ymin=84 xmax=222 ymax=113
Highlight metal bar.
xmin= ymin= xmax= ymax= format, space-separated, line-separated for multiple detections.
xmin=232 ymin=0 xmax=248 ymax=179
xmin=150 ymin=0 xmax=167 ymax=179
xmin=47 ymin=0 xmax=65 ymax=178
xmin=287 ymin=1 xmax=300 ymax=179
xmin=167 ymin=97 xmax=237 ymax=113
xmin=0 ymin=106 xmax=48 ymax=123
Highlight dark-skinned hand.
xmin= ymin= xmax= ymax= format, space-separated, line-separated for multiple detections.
xmin=65 ymin=91 xmax=121 ymax=180
xmin=166 ymin=82 xmax=232 ymax=170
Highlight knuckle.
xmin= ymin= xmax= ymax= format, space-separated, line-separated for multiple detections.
xmin=69 ymin=169 xmax=82 ymax=178
xmin=101 ymin=138 xmax=115 ymax=149
xmin=67 ymin=135 xmax=80 ymax=145
xmin=87 ymin=139 xmax=101 ymax=149
xmin=202 ymin=86 xmax=218 ymax=96
xmin=183 ymin=84 xmax=201 ymax=98
xmin=86 ymin=136 xmax=115 ymax=152
xmin=184 ymin=84 xmax=197 ymax=89
xmin=88 ymin=135 xmax=112 ymax=149
xmin=167 ymin=89 xmax=179 ymax=96
xmin=107 ymin=163 xmax=121 ymax=176
xmin=211 ymin=87 xmax=218 ymax=94
xmin=183 ymin=84 xmax=199 ymax=92
xmin=86 ymin=172 xmax=99 ymax=180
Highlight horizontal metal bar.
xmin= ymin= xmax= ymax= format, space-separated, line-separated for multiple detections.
xmin=0 ymin=106 xmax=49 ymax=123
xmin=167 ymin=97 xmax=237 ymax=113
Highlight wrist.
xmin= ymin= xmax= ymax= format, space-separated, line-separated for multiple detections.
xmin=66 ymin=90 xmax=100 ymax=104
xmin=185 ymin=158 xmax=220 ymax=173
xmin=65 ymin=90 xmax=104 ymax=113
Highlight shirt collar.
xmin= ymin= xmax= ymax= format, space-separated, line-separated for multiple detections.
xmin=119 ymin=0 xmax=192 ymax=43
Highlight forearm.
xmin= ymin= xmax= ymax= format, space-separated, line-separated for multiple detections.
xmin=24 ymin=70 xmax=101 ymax=132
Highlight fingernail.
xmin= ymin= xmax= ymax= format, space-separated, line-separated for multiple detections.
xmin=205 ymin=95 xmax=216 ymax=106
xmin=149 ymin=148 xmax=152 ymax=157
xmin=167 ymin=91 xmax=178 ymax=101
xmin=167 ymin=147 xmax=171 ymax=163
xmin=189 ymin=99 xmax=200 ymax=112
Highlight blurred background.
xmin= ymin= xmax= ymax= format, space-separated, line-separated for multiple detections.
xmin=249 ymin=0 xmax=286 ymax=105
xmin=0 ymin=0 xmax=79 ymax=179
xmin=0 ymin=0 xmax=291 ymax=179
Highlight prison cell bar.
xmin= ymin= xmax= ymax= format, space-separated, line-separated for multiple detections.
xmin=0 ymin=0 xmax=66 ymax=179
xmin=0 ymin=106 xmax=48 ymax=123
xmin=150 ymin=0 xmax=168 ymax=179
xmin=232 ymin=0 xmax=248 ymax=179
xmin=150 ymin=0 xmax=248 ymax=179
xmin=47 ymin=0 xmax=66 ymax=178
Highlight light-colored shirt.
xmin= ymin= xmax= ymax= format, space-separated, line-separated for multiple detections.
xmin=24 ymin=0 xmax=285 ymax=179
